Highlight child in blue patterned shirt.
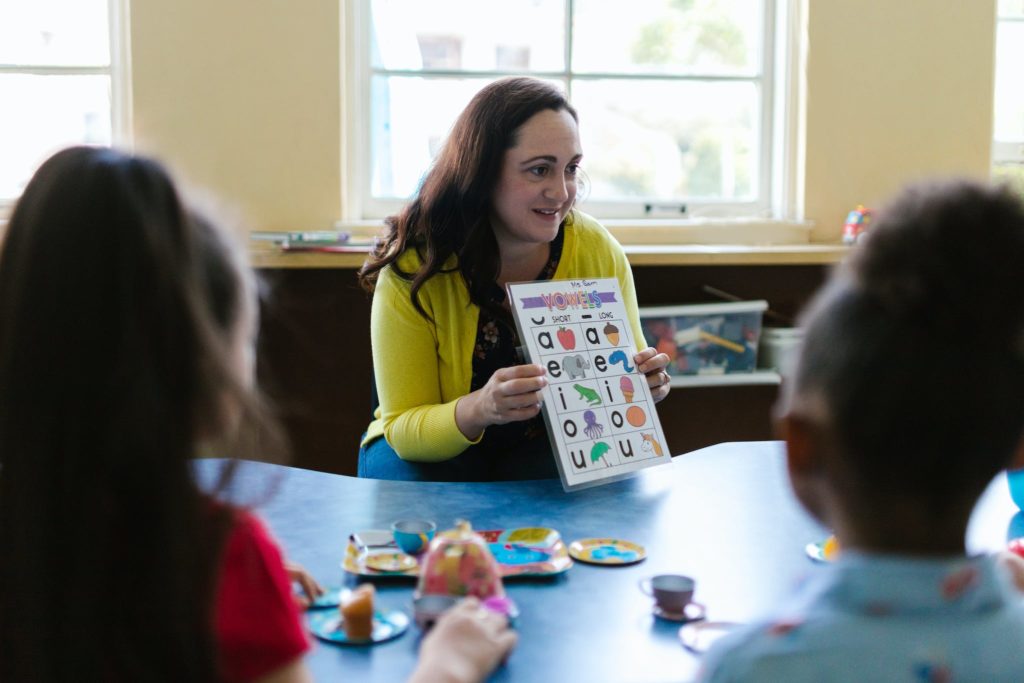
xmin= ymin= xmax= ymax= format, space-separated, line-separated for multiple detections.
xmin=701 ymin=180 xmax=1024 ymax=682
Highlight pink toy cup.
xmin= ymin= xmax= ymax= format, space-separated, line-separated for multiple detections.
xmin=639 ymin=574 xmax=706 ymax=621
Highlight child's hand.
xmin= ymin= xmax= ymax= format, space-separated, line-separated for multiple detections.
xmin=284 ymin=561 xmax=325 ymax=608
xmin=411 ymin=597 xmax=518 ymax=683
xmin=635 ymin=347 xmax=672 ymax=403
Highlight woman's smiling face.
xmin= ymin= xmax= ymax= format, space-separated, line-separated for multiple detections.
xmin=490 ymin=107 xmax=582 ymax=250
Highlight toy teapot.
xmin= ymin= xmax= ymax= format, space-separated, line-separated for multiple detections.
xmin=415 ymin=519 xmax=505 ymax=600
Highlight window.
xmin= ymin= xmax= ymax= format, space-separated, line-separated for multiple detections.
xmin=0 ymin=0 xmax=127 ymax=206
xmin=345 ymin=0 xmax=790 ymax=221
xmin=994 ymin=0 xmax=1024 ymax=196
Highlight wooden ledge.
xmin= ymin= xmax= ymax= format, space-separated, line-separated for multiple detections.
xmin=249 ymin=240 xmax=849 ymax=269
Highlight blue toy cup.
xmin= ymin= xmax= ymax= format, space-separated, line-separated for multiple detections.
xmin=392 ymin=519 xmax=437 ymax=555
xmin=1007 ymin=468 xmax=1024 ymax=511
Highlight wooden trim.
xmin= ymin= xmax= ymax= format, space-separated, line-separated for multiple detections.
xmin=249 ymin=240 xmax=848 ymax=269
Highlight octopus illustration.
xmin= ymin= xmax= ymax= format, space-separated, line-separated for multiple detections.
xmin=583 ymin=410 xmax=604 ymax=439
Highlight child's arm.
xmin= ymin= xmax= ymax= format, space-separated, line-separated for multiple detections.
xmin=251 ymin=658 xmax=314 ymax=683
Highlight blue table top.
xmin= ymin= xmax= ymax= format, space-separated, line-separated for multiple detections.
xmin=194 ymin=441 xmax=1020 ymax=683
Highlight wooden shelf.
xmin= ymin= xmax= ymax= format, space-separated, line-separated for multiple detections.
xmin=249 ymin=240 xmax=849 ymax=270
xmin=669 ymin=371 xmax=782 ymax=388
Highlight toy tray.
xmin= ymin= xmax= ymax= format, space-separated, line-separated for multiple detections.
xmin=342 ymin=527 xmax=573 ymax=579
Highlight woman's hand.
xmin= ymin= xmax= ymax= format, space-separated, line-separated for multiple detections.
xmin=410 ymin=598 xmax=518 ymax=683
xmin=634 ymin=347 xmax=672 ymax=404
xmin=455 ymin=364 xmax=547 ymax=440
xmin=284 ymin=561 xmax=325 ymax=608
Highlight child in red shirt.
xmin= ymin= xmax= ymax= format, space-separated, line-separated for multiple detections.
xmin=0 ymin=147 xmax=516 ymax=683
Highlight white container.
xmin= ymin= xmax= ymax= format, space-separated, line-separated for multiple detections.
xmin=758 ymin=326 xmax=803 ymax=378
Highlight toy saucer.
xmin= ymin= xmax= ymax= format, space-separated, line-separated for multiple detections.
xmin=653 ymin=604 xmax=705 ymax=623
xmin=306 ymin=586 xmax=345 ymax=610
xmin=364 ymin=552 xmax=418 ymax=573
xmin=678 ymin=621 xmax=742 ymax=654
xmin=307 ymin=608 xmax=410 ymax=645
xmin=568 ymin=538 xmax=646 ymax=565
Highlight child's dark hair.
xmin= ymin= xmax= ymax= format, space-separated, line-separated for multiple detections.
xmin=0 ymin=147 xmax=257 ymax=681
xmin=793 ymin=180 xmax=1024 ymax=511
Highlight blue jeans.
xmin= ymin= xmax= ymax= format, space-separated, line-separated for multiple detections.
xmin=357 ymin=433 xmax=558 ymax=482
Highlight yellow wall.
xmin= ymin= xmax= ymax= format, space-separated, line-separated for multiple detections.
xmin=129 ymin=0 xmax=997 ymax=241
xmin=803 ymin=0 xmax=996 ymax=241
xmin=129 ymin=0 xmax=341 ymax=232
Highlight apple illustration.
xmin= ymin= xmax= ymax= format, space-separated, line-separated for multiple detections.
xmin=556 ymin=326 xmax=575 ymax=350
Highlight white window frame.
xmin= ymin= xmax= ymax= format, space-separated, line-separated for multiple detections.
xmin=341 ymin=0 xmax=802 ymax=226
xmin=993 ymin=8 xmax=1024 ymax=168
xmin=0 ymin=0 xmax=132 ymax=216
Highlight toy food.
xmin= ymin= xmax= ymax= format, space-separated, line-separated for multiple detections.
xmin=340 ymin=583 xmax=375 ymax=639
xmin=604 ymin=322 xmax=620 ymax=346
xmin=416 ymin=520 xmax=505 ymax=600
xmin=620 ymin=376 xmax=634 ymax=403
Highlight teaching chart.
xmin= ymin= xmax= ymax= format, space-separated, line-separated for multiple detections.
xmin=507 ymin=278 xmax=671 ymax=491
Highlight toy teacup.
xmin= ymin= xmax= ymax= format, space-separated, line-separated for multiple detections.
xmin=391 ymin=519 xmax=436 ymax=555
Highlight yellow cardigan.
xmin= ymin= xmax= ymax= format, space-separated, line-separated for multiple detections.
xmin=362 ymin=212 xmax=645 ymax=462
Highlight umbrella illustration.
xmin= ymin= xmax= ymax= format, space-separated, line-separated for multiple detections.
xmin=590 ymin=442 xmax=611 ymax=467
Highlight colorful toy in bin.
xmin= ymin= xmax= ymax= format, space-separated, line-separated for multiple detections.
xmin=640 ymin=301 xmax=767 ymax=377
xmin=416 ymin=520 xmax=506 ymax=600
xmin=842 ymin=205 xmax=874 ymax=244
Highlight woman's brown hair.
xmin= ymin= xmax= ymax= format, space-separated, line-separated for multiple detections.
xmin=357 ymin=77 xmax=578 ymax=321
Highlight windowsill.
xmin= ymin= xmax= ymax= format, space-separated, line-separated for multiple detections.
xmin=2 ymin=215 xmax=849 ymax=269
xmin=250 ymin=218 xmax=849 ymax=269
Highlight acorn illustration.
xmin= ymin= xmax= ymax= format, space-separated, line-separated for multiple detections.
xmin=604 ymin=322 xmax=620 ymax=346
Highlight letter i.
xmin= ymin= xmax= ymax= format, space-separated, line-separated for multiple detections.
xmin=558 ymin=386 xmax=567 ymax=410
xmin=603 ymin=379 xmax=613 ymax=402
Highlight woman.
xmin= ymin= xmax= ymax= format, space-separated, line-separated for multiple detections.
xmin=358 ymin=77 xmax=671 ymax=481
xmin=0 ymin=147 xmax=515 ymax=682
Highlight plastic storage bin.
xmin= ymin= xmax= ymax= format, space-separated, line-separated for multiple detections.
xmin=640 ymin=300 xmax=767 ymax=376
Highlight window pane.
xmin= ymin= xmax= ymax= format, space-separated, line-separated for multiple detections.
xmin=994 ymin=164 xmax=1024 ymax=198
xmin=573 ymin=79 xmax=758 ymax=201
xmin=370 ymin=0 xmax=565 ymax=72
xmin=371 ymin=76 xmax=491 ymax=198
xmin=0 ymin=0 xmax=110 ymax=66
xmin=998 ymin=0 xmax=1024 ymax=19
xmin=0 ymin=74 xmax=111 ymax=200
xmin=573 ymin=0 xmax=763 ymax=76
xmin=995 ymin=22 xmax=1024 ymax=142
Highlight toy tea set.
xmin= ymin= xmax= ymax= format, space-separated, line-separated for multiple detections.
xmin=310 ymin=519 xmax=523 ymax=644
xmin=308 ymin=517 xmax=715 ymax=646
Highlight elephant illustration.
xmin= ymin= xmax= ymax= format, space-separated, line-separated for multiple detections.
xmin=562 ymin=353 xmax=591 ymax=379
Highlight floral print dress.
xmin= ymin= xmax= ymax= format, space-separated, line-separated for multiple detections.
xmin=468 ymin=227 xmax=564 ymax=469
